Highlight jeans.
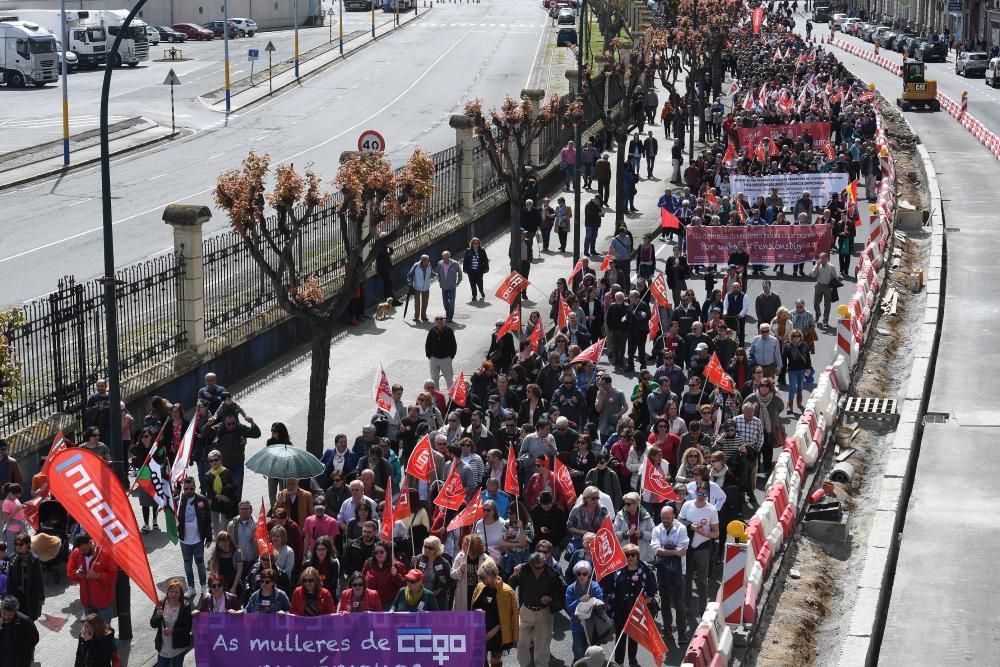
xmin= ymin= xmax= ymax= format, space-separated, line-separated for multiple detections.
xmin=582 ymin=163 xmax=594 ymax=187
xmin=571 ymin=627 xmax=590 ymax=661
xmin=541 ymin=227 xmax=552 ymax=251
xmin=788 ymin=369 xmax=806 ymax=401
xmin=180 ymin=541 xmax=207 ymax=591
xmin=157 ymin=652 xmax=189 ymax=667
xmin=211 ymin=511 xmax=228 ymax=536
xmin=441 ymin=287 xmax=456 ymax=320
xmin=584 ymin=226 xmax=599 ymax=255
xmin=563 ymin=164 xmax=576 ymax=190
xmin=630 ymin=155 xmax=641 ymax=175
xmin=646 ymin=155 xmax=656 ymax=178
xmin=229 ymin=464 xmax=245 ymax=501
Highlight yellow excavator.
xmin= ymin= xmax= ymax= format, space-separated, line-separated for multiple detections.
xmin=897 ymin=59 xmax=940 ymax=111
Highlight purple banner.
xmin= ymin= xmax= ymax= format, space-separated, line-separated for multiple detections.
xmin=193 ymin=611 xmax=486 ymax=667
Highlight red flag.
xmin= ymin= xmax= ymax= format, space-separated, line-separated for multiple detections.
xmin=567 ymin=258 xmax=586 ymax=285
xmin=373 ymin=364 xmax=394 ymax=412
xmin=380 ymin=478 xmax=394 ymax=542
xmin=434 ymin=466 xmax=467 ymax=511
xmin=446 ymin=492 xmax=484 ymax=531
xmin=704 ymin=351 xmax=724 ymax=385
xmin=23 ymin=483 xmax=50 ymax=531
xmin=557 ymin=296 xmax=571 ymax=329
xmin=642 ymin=460 xmax=678 ymax=502
xmin=755 ymin=143 xmax=766 ymax=163
xmin=46 ymin=448 xmax=160 ymax=605
xmin=40 ymin=431 xmax=68 ymax=478
xmin=405 ymin=435 xmax=435 ymax=482
xmin=727 ymin=80 xmax=740 ymax=97
xmin=742 ymin=91 xmax=754 ymax=111
xmin=844 ymin=179 xmax=859 ymax=204
xmin=822 ymin=143 xmax=836 ymax=161
xmin=768 ymin=136 xmax=780 ymax=157
xmin=256 ymin=497 xmax=274 ymax=557
xmin=705 ymin=191 xmax=719 ymax=208
xmin=722 ymin=141 xmax=737 ymax=165
xmin=528 ymin=317 xmax=545 ymax=353
xmin=625 ymin=593 xmax=668 ymax=666
xmin=736 ymin=199 xmax=748 ymax=223
xmin=496 ymin=307 xmax=522 ymax=339
xmin=495 ymin=271 xmax=529 ymax=304
xmin=660 ymin=207 xmax=681 ymax=230
xmin=716 ymin=372 xmax=737 ymax=394
xmin=599 ymin=249 xmax=614 ymax=272
xmin=592 ymin=515 xmax=627 ymax=581
xmin=504 ymin=445 xmax=520 ymax=496
xmin=449 ymin=371 xmax=468 ymax=407
xmin=553 ymin=458 xmax=577 ymax=507
xmin=395 ymin=477 xmax=412 ymax=520
xmin=650 ymin=273 xmax=671 ymax=308
xmin=648 ymin=306 xmax=661 ymax=341
xmin=571 ymin=338 xmax=606 ymax=365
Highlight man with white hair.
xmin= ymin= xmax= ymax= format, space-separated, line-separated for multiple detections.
xmin=336 ymin=479 xmax=377 ymax=533
xmin=748 ymin=322 xmax=782 ymax=379
xmin=435 ymin=250 xmax=462 ymax=323
xmin=605 ymin=291 xmax=630 ymax=370
xmin=626 ymin=289 xmax=651 ymax=371
xmin=406 ymin=254 xmax=434 ymax=322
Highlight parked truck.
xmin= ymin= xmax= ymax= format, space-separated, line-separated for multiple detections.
xmin=90 ymin=8 xmax=148 ymax=67
xmin=0 ymin=17 xmax=59 ymax=87
xmin=4 ymin=9 xmax=107 ymax=68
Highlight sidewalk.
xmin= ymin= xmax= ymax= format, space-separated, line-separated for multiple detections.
xmin=30 ymin=79 xmax=859 ymax=666
xmin=0 ymin=117 xmax=175 ymax=190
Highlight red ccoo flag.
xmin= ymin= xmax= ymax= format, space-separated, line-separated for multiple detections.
xmin=648 ymin=306 xmax=661 ymax=342
xmin=592 ymin=515 xmax=627 ymax=581
xmin=446 ymin=492 xmax=484 ymax=531
xmin=449 ymin=371 xmax=468 ymax=407
xmin=256 ymin=497 xmax=274 ymax=557
xmin=374 ymin=364 xmax=394 ymax=413
xmin=650 ymin=273 xmax=671 ymax=308
xmin=40 ymin=431 xmax=68 ymax=479
xmin=405 ymin=435 xmax=435 ymax=482
xmin=625 ymin=593 xmax=668 ymax=666
xmin=553 ymin=457 xmax=577 ymax=508
xmin=380 ymin=478 xmax=394 ymax=542
xmin=496 ymin=307 xmax=522 ymax=339
xmin=642 ymin=460 xmax=678 ymax=502
xmin=433 ymin=466 xmax=467 ymax=511
xmin=557 ymin=295 xmax=572 ymax=329
xmin=660 ymin=207 xmax=681 ymax=230
xmin=571 ymin=338 xmax=606 ymax=365
xmin=704 ymin=351 xmax=725 ymax=385
xmin=722 ymin=141 xmax=737 ymax=165
xmin=822 ymin=143 xmax=836 ymax=161
xmin=599 ymin=249 xmax=614 ymax=272
xmin=768 ymin=136 xmax=780 ymax=157
xmin=716 ymin=372 xmax=736 ymax=395
xmin=736 ymin=198 xmax=748 ymax=223
xmin=495 ymin=271 xmax=529 ymax=304
xmin=395 ymin=477 xmax=412 ymax=520
xmin=528 ymin=317 xmax=545 ymax=353
xmin=504 ymin=445 xmax=520 ymax=496
xmin=567 ymin=258 xmax=586 ymax=285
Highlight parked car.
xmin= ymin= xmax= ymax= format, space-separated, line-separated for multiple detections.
xmin=863 ymin=25 xmax=887 ymax=41
xmin=557 ymin=8 xmax=575 ymax=25
xmin=956 ymin=51 xmax=989 ymax=77
xmin=986 ymin=57 xmax=1000 ymax=88
xmin=556 ymin=26 xmax=577 ymax=46
xmin=893 ymin=33 xmax=916 ymax=52
xmin=879 ymin=31 xmax=899 ymax=49
xmin=56 ymin=40 xmax=78 ymax=73
xmin=830 ymin=13 xmax=847 ymax=30
xmin=230 ymin=17 xmax=257 ymax=37
xmin=813 ymin=5 xmax=831 ymax=22
xmin=344 ymin=0 xmax=373 ymax=10
xmin=841 ymin=18 xmax=862 ymax=34
xmin=145 ymin=25 xmax=160 ymax=45
xmin=916 ymin=39 xmax=948 ymax=62
xmin=203 ymin=20 xmax=238 ymax=39
xmin=870 ymin=26 xmax=894 ymax=44
xmin=172 ymin=22 xmax=214 ymax=40
xmin=157 ymin=26 xmax=188 ymax=43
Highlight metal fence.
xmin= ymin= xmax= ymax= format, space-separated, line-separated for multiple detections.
xmin=2 ymin=253 xmax=185 ymax=435
xmin=473 ymin=145 xmax=506 ymax=201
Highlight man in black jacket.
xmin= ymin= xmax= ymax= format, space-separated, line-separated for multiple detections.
xmin=425 ymin=316 xmax=458 ymax=391
xmin=626 ymin=290 xmax=651 ymax=371
xmin=0 ymin=596 xmax=38 ymax=667
xmin=583 ymin=195 xmax=604 ymax=256
xmin=177 ymin=476 xmax=212 ymax=598
xmin=212 ymin=415 xmax=262 ymax=501
xmin=605 ymin=291 xmax=630 ymax=369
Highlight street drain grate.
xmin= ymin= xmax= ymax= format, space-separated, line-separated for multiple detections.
xmin=923 ymin=412 xmax=950 ymax=424
xmin=844 ymin=397 xmax=899 ymax=424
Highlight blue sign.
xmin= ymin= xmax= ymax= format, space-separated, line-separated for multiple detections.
xmin=948 ymin=2 xmax=960 ymax=11
xmin=247 ymin=48 xmax=259 ymax=60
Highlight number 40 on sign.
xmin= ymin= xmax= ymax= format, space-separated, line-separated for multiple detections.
xmin=358 ymin=129 xmax=385 ymax=154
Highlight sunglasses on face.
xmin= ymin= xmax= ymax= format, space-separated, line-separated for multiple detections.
xmin=210 ymin=583 xmax=224 ymax=589
xmin=352 ymin=583 xmax=364 ymax=588
xmin=260 ymin=579 xmax=273 ymax=584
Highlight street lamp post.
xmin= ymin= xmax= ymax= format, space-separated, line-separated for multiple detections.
xmin=99 ymin=0 xmax=147 ymax=642
xmin=59 ymin=0 xmax=70 ymax=166
xmin=294 ymin=0 xmax=300 ymax=77
xmin=573 ymin=0 xmax=586 ymax=265
xmin=339 ymin=0 xmax=344 ymax=54
xmin=688 ymin=0 xmax=698 ymax=162
xmin=224 ymin=0 xmax=232 ymax=112
xmin=328 ymin=6 xmax=335 ymax=42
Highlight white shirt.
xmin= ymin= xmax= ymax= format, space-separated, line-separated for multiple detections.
xmin=181 ymin=498 xmax=201 ymax=545
xmin=337 ymin=495 xmax=377 ymax=524
xmin=679 ymin=500 xmax=719 ymax=549
xmin=685 ymin=480 xmax=727 ymax=512
xmin=650 ymin=520 xmax=689 ymax=575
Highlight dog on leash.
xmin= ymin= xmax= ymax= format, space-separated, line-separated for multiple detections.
xmin=375 ymin=300 xmax=394 ymax=320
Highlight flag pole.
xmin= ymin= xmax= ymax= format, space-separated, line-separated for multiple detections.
xmin=603 ymin=626 xmax=629 ymax=667
xmin=129 ymin=420 xmax=168 ymax=493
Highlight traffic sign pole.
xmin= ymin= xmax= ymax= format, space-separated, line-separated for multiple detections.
xmin=294 ymin=0 xmax=300 ymax=78
xmin=224 ymin=0 xmax=231 ymax=113
xmin=371 ymin=2 xmax=375 ymax=38
xmin=163 ymin=69 xmax=182 ymax=135
xmin=265 ymin=41 xmax=276 ymax=95
xmin=339 ymin=0 xmax=344 ymax=55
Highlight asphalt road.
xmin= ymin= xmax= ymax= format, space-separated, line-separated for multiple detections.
xmin=0 ymin=0 xmax=554 ymax=308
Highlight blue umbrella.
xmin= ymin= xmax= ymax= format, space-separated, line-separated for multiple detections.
xmin=244 ymin=443 xmax=324 ymax=480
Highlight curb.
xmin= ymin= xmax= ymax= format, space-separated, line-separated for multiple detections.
xmin=208 ymin=9 xmax=432 ymax=113
xmin=836 ymin=139 xmax=946 ymax=664
xmin=0 ymin=129 xmax=180 ymax=192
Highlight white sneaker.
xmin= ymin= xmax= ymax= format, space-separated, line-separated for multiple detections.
xmin=141 ymin=523 xmax=150 ymax=534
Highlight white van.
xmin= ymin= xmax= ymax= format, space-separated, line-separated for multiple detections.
xmin=986 ymin=58 xmax=1000 ymax=88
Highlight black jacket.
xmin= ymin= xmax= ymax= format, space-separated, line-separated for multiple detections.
xmin=0 ymin=611 xmax=39 ymax=667
xmin=462 ymin=247 xmax=490 ymax=274
xmin=584 ymin=200 xmax=603 ymax=227
xmin=176 ymin=492 xmax=212 ymax=544
xmin=7 ymin=553 xmax=44 ymax=620
xmin=202 ymin=467 xmax=238 ymax=517
xmin=150 ymin=602 xmax=193 ymax=653
xmin=605 ymin=302 xmax=630 ymax=332
xmin=74 ymin=628 xmax=116 ymax=667
xmin=425 ymin=325 xmax=457 ymax=359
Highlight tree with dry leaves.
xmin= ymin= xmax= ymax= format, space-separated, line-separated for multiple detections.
xmin=666 ymin=0 xmax=742 ymax=99
xmin=578 ymin=30 xmax=668 ymax=223
xmin=0 ymin=307 xmax=26 ymax=408
xmin=214 ymin=150 xmax=435 ymax=457
xmin=464 ymin=93 xmax=583 ymax=272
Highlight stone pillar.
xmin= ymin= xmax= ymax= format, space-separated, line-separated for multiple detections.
xmin=162 ymin=204 xmax=211 ymax=356
xmin=449 ymin=115 xmax=475 ymax=213
xmin=565 ymin=68 xmax=579 ymax=97
xmin=521 ymin=88 xmax=546 ymax=167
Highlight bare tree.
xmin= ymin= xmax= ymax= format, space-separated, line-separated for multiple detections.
xmin=214 ymin=150 xmax=435 ymax=457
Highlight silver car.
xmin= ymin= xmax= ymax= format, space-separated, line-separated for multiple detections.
xmin=956 ymin=52 xmax=989 ymax=77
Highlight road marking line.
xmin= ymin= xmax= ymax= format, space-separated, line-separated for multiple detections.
xmin=66 ymin=198 xmax=94 ymax=207
xmin=525 ymin=12 xmax=547 ymax=89
xmin=148 ymin=174 xmax=167 ymax=181
xmin=207 ymin=153 xmax=224 ymax=160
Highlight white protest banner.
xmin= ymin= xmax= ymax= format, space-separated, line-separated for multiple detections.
xmin=730 ymin=173 xmax=849 ymax=204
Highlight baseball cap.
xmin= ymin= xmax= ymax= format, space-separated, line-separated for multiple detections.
xmin=404 ymin=569 xmax=425 ymax=583
xmin=696 ymin=342 xmax=709 ymax=352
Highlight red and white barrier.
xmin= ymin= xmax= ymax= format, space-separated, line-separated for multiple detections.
xmin=719 ymin=543 xmax=748 ymax=626
xmin=699 ymin=602 xmax=735 ymax=661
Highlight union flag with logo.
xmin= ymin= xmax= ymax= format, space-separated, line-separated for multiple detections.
xmin=495 ymin=271 xmax=529 ymax=304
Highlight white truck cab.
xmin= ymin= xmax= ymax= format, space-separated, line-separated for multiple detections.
xmin=4 ymin=10 xmax=107 ymax=68
xmin=90 ymin=8 xmax=148 ymax=67
xmin=0 ymin=18 xmax=58 ymax=87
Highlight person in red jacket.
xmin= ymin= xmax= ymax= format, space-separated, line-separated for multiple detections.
xmin=338 ymin=572 xmax=382 ymax=613
xmin=66 ymin=532 xmax=118 ymax=624
xmin=289 ymin=567 xmax=335 ymax=616
xmin=361 ymin=542 xmax=406 ymax=610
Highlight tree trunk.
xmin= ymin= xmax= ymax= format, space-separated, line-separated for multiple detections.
xmin=509 ymin=198 xmax=522 ymax=272
xmin=711 ymin=50 xmax=723 ymax=97
xmin=305 ymin=319 xmax=334 ymax=459
xmin=614 ymin=132 xmax=627 ymax=224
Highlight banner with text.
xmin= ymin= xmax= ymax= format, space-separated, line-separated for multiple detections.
xmin=730 ymin=172 xmax=849 ymax=203
xmin=194 ymin=611 xmax=486 ymax=667
xmin=736 ymin=121 xmax=832 ymax=148
xmin=686 ymin=224 xmax=833 ymax=265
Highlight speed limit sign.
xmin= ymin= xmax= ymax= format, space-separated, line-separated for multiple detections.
xmin=357 ymin=129 xmax=386 ymax=154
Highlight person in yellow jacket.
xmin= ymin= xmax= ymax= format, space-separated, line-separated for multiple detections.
xmin=470 ymin=560 xmax=519 ymax=667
